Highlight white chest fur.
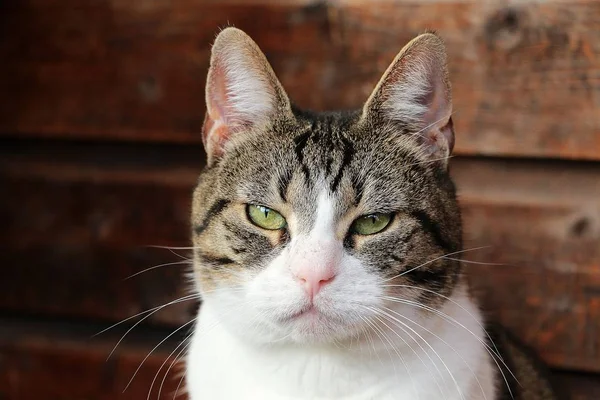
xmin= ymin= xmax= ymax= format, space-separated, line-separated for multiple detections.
xmin=185 ymin=288 xmax=497 ymax=400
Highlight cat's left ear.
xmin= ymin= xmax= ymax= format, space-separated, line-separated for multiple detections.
xmin=362 ymin=32 xmax=454 ymax=167
xmin=202 ymin=27 xmax=292 ymax=165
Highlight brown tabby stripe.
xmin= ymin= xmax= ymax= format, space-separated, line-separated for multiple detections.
xmin=406 ymin=266 xmax=448 ymax=288
xmin=330 ymin=135 xmax=354 ymax=193
xmin=293 ymin=130 xmax=312 ymax=181
xmin=193 ymin=199 xmax=230 ymax=235
xmin=352 ymin=176 xmax=365 ymax=206
xmin=277 ymin=169 xmax=293 ymax=202
xmin=391 ymin=254 xmax=405 ymax=264
xmin=196 ymin=250 xmax=235 ymax=267
xmin=343 ymin=234 xmax=355 ymax=249
xmin=410 ymin=210 xmax=455 ymax=253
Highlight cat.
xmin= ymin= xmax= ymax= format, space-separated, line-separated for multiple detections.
xmin=185 ymin=27 xmax=557 ymax=400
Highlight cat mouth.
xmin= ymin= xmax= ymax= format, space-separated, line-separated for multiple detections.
xmin=290 ymin=306 xmax=319 ymax=319
xmin=278 ymin=304 xmax=321 ymax=322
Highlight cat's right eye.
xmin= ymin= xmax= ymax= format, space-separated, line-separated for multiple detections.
xmin=246 ymin=204 xmax=287 ymax=230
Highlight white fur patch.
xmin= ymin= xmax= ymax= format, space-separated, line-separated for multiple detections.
xmin=312 ymin=190 xmax=336 ymax=235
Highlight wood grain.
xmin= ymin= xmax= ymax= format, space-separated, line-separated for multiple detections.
xmin=552 ymin=370 xmax=600 ymax=400
xmin=0 ymin=318 xmax=598 ymax=400
xmin=1 ymin=0 xmax=599 ymax=159
xmin=1 ymin=142 xmax=599 ymax=372
xmin=0 ymin=141 xmax=200 ymax=326
xmin=0 ymin=318 xmax=189 ymax=400
xmin=453 ymin=158 xmax=600 ymax=373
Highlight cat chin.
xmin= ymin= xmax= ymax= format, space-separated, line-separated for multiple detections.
xmin=280 ymin=314 xmax=364 ymax=345
xmin=215 ymin=304 xmax=366 ymax=346
xmin=252 ymin=325 xmax=361 ymax=347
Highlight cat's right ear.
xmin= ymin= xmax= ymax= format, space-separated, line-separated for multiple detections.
xmin=202 ymin=27 xmax=291 ymax=165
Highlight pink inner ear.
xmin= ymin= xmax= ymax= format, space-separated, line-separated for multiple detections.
xmin=442 ymin=117 xmax=455 ymax=153
xmin=419 ymin=65 xmax=450 ymax=126
xmin=414 ymin=65 xmax=454 ymax=158
xmin=421 ymin=117 xmax=454 ymax=158
xmin=202 ymin=112 xmax=229 ymax=160
xmin=203 ymin=62 xmax=234 ymax=157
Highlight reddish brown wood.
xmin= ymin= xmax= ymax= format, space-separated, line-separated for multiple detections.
xmin=1 ymin=1 xmax=599 ymax=159
xmin=0 ymin=319 xmax=189 ymax=400
xmin=452 ymin=158 xmax=600 ymax=373
xmin=552 ymin=371 xmax=600 ymax=400
xmin=334 ymin=2 xmax=600 ymax=160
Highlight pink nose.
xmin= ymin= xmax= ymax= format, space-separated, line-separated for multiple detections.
xmin=293 ymin=264 xmax=336 ymax=298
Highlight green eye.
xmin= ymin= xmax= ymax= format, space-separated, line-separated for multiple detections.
xmin=351 ymin=213 xmax=393 ymax=235
xmin=247 ymin=205 xmax=287 ymax=230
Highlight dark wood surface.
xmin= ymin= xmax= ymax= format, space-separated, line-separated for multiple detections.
xmin=1 ymin=0 xmax=599 ymax=159
xmin=455 ymin=158 xmax=600 ymax=372
xmin=0 ymin=141 xmax=200 ymax=327
xmin=0 ymin=318 xmax=187 ymax=400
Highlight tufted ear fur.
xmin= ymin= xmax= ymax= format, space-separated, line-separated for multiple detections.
xmin=362 ymin=32 xmax=455 ymax=167
xmin=202 ymin=27 xmax=291 ymax=165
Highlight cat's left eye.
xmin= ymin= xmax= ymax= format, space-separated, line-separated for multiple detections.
xmin=246 ymin=205 xmax=287 ymax=230
xmin=350 ymin=213 xmax=393 ymax=236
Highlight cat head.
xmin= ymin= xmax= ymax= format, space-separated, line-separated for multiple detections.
xmin=192 ymin=27 xmax=462 ymax=344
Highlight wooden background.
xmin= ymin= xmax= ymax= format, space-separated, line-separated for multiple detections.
xmin=1 ymin=0 xmax=599 ymax=398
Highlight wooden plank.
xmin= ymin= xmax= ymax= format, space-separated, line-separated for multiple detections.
xmin=332 ymin=1 xmax=600 ymax=160
xmin=1 ymin=142 xmax=600 ymax=372
xmin=1 ymin=0 xmax=599 ymax=159
xmin=0 ymin=141 xmax=201 ymax=326
xmin=452 ymin=158 xmax=600 ymax=373
xmin=0 ymin=318 xmax=190 ymax=400
xmin=552 ymin=371 xmax=600 ymax=400
xmin=0 ymin=318 xmax=598 ymax=399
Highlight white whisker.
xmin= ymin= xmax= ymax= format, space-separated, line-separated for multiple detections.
xmin=381 ymin=246 xmax=491 ymax=283
xmin=166 ymin=248 xmax=192 ymax=261
xmin=368 ymin=306 xmax=446 ymax=397
xmin=379 ymin=295 xmax=516 ymax=398
xmin=381 ymin=305 xmax=487 ymax=400
xmin=441 ymin=256 xmax=504 ymax=266
xmin=402 ymin=155 xmax=455 ymax=168
xmin=358 ymin=315 xmax=379 ymax=362
xmin=151 ymin=334 xmax=192 ymax=400
xmin=125 ymin=260 xmax=193 ymax=280
xmin=367 ymin=314 xmax=420 ymax=400
xmin=99 ymin=286 xmax=243 ymax=361
xmin=124 ymin=319 xmax=196 ymax=392
xmin=172 ymin=368 xmax=187 ymax=400
xmin=413 ymin=110 xmax=459 ymax=137
xmin=94 ymin=293 xmax=200 ymax=339
xmin=380 ymin=284 xmax=504 ymax=361
xmin=145 ymin=245 xmax=201 ymax=250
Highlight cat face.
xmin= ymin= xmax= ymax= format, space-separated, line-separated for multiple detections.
xmin=191 ymin=28 xmax=461 ymax=344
